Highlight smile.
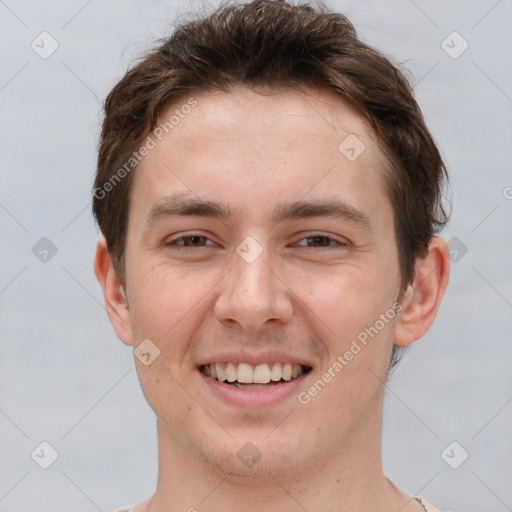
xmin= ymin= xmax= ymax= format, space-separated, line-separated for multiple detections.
xmin=200 ymin=362 xmax=312 ymax=389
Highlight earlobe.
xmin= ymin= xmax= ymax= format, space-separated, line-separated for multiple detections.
xmin=93 ymin=237 xmax=133 ymax=346
xmin=394 ymin=236 xmax=450 ymax=347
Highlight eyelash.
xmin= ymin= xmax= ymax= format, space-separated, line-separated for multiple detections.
xmin=165 ymin=234 xmax=347 ymax=250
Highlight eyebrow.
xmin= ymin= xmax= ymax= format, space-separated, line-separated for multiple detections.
xmin=145 ymin=192 xmax=373 ymax=230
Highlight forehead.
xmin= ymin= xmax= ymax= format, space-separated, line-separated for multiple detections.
xmin=130 ymin=86 xmax=391 ymax=227
xmin=158 ymin=86 xmax=379 ymax=160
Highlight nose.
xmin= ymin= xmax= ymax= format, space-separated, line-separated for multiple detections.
xmin=214 ymin=243 xmax=293 ymax=332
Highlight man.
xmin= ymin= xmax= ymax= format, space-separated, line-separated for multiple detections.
xmin=93 ymin=1 xmax=450 ymax=510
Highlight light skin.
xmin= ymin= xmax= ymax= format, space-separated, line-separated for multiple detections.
xmin=95 ymin=86 xmax=449 ymax=512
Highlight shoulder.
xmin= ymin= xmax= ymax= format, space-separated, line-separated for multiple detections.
xmin=416 ymin=497 xmax=444 ymax=512
xmin=112 ymin=495 xmax=151 ymax=512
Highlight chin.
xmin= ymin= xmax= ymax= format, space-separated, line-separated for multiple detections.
xmin=194 ymin=429 xmax=317 ymax=483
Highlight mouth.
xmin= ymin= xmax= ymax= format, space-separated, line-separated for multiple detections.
xmin=199 ymin=362 xmax=312 ymax=389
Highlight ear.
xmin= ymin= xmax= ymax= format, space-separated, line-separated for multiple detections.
xmin=93 ymin=237 xmax=133 ymax=346
xmin=394 ymin=236 xmax=450 ymax=347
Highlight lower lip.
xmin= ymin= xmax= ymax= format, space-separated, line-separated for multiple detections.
xmin=198 ymin=369 xmax=310 ymax=407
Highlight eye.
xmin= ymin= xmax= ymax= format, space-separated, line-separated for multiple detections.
xmin=164 ymin=233 xmax=347 ymax=251
xmin=166 ymin=235 xmax=216 ymax=248
xmin=294 ymin=234 xmax=347 ymax=248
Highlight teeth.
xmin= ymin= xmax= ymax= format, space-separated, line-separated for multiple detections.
xmin=253 ymin=364 xmax=271 ymax=384
xmin=216 ymin=362 xmax=226 ymax=382
xmin=226 ymin=362 xmax=237 ymax=382
xmin=201 ymin=362 xmax=307 ymax=384
xmin=270 ymin=363 xmax=282 ymax=381
xmin=237 ymin=363 xmax=253 ymax=383
xmin=282 ymin=363 xmax=292 ymax=381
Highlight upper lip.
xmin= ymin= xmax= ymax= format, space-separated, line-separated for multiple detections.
xmin=198 ymin=350 xmax=314 ymax=368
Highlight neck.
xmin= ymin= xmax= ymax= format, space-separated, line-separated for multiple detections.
xmin=140 ymin=408 xmax=422 ymax=512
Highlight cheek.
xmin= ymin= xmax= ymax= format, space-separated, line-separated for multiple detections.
xmin=134 ymin=358 xmax=194 ymax=436
xmin=130 ymin=261 xmax=209 ymax=335
xmin=291 ymin=261 xmax=398 ymax=387
xmin=293 ymin=263 xmax=389 ymax=335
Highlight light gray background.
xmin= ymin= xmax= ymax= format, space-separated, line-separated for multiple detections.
xmin=1 ymin=0 xmax=511 ymax=511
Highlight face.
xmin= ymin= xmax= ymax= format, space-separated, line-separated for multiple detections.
xmin=120 ymin=86 xmax=404 ymax=479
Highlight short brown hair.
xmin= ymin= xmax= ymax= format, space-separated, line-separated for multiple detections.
xmin=93 ymin=0 xmax=449 ymax=366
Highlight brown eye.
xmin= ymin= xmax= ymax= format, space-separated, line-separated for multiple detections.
xmin=181 ymin=236 xmax=208 ymax=246
xmin=167 ymin=235 xmax=214 ymax=248
xmin=305 ymin=236 xmax=332 ymax=247
xmin=295 ymin=234 xmax=345 ymax=248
